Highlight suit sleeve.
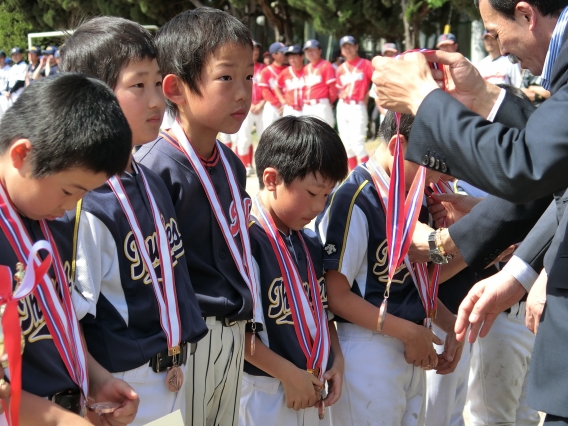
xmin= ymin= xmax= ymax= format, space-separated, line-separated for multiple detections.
xmin=449 ymin=194 xmax=551 ymax=270
xmin=406 ymin=87 xmax=568 ymax=203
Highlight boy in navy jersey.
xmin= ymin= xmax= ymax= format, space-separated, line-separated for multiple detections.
xmin=134 ymin=8 xmax=256 ymax=426
xmin=60 ymin=17 xmax=208 ymax=425
xmin=0 ymin=75 xmax=138 ymax=425
xmin=317 ymin=111 xmax=464 ymax=426
xmin=240 ymin=116 xmax=348 ymax=426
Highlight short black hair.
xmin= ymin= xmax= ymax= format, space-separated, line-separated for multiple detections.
xmin=474 ymin=0 xmax=568 ymax=19
xmin=0 ymin=73 xmax=132 ymax=178
xmin=255 ymin=116 xmax=348 ymax=189
xmin=155 ymin=7 xmax=253 ymax=117
xmin=60 ymin=17 xmax=156 ymax=89
xmin=378 ymin=111 xmax=415 ymax=144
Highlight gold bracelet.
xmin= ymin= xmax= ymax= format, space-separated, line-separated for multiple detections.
xmin=435 ymin=228 xmax=447 ymax=255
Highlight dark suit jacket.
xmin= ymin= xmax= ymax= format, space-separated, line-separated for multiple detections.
xmin=404 ymin=27 xmax=568 ymax=417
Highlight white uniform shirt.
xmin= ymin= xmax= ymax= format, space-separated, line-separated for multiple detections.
xmin=476 ymin=55 xmax=522 ymax=87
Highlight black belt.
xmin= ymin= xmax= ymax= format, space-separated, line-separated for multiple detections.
xmin=149 ymin=341 xmax=196 ymax=373
xmin=48 ymin=389 xmax=82 ymax=415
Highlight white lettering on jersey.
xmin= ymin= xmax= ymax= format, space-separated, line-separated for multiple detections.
xmin=305 ymin=73 xmax=323 ymax=87
xmin=339 ymin=72 xmax=364 ymax=86
xmin=285 ymin=77 xmax=305 ymax=91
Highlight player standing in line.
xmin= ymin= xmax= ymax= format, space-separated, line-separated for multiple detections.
xmin=318 ymin=111 xmax=464 ymax=426
xmin=259 ymin=42 xmax=288 ymax=129
xmin=476 ymin=31 xmax=522 ymax=87
xmin=0 ymin=73 xmax=138 ymax=426
xmin=60 ymin=17 xmax=208 ymax=425
xmin=236 ymin=40 xmax=265 ymax=176
xmin=240 ymin=116 xmax=347 ymax=426
xmin=0 ymin=51 xmax=11 ymax=119
xmin=275 ymin=45 xmax=305 ymax=118
xmin=302 ymin=39 xmax=337 ymax=128
xmin=4 ymin=47 xmax=27 ymax=107
xmin=135 ymin=8 xmax=256 ymax=426
xmin=24 ymin=46 xmax=41 ymax=86
xmin=335 ymin=36 xmax=373 ymax=170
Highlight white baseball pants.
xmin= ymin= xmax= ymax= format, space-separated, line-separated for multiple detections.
xmin=336 ymin=100 xmax=368 ymax=160
xmin=303 ymin=100 xmax=335 ymax=128
xmin=331 ymin=322 xmax=426 ymax=426
xmin=236 ymin=110 xmax=263 ymax=156
xmin=467 ymin=304 xmax=539 ymax=426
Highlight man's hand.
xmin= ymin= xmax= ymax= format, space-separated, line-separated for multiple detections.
xmin=427 ymin=193 xmax=483 ymax=227
xmin=526 ymin=269 xmax=547 ymax=334
xmin=91 ymin=376 xmax=139 ymax=426
xmin=372 ymin=53 xmax=439 ymax=115
xmin=421 ymin=50 xmax=502 ymax=117
xmin=408 ymin=221 xmax=434 ymax=263
xmin=455 ymin=270 xmax=526 ymax=343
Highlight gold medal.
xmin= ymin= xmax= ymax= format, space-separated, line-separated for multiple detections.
xmin=166 ymin=364 xmax=183 ymax=392
xmin=377 ymin=299 xmax=388 ymax=331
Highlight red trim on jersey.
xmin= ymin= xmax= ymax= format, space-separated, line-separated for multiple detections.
xmin=336 ymin=57 xmax=373 ymax=102
xmin=252 ymin=62 xmax=265 ymax=105
xmin=303 ymin=59 xmax=338 ymax=103
xmin=259 ymin=64 xmax=287 ymax=106
xmin=277 ymin=67 xmax=305 ymax=109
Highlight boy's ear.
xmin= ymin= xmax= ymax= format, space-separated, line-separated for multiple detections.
xmin=387 ymin=134 xmax=408 ymax=156
xmin=162 ymin=75 xmax=187 ymax=107
xmin=9 ymin=139 xmax=33 ymax=170
xmin=262 ymin=167 xmax=281 ymax=192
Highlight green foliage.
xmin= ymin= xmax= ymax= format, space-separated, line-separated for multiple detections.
xmin=0 ymin=2 xmax=32 ymax=51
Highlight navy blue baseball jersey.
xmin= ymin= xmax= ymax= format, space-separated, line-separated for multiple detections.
xmin=317 ymin=165 xmax=426 ymax=324
xmin=63 ymin=164 xmax=208 ymax=373
xmin=135 ymin=134 xmax=253 ymax=321
xmin=0 ymin=216 xmax=78 ymax=397
xmin=244 ymin=222 xmax=333 ymax=376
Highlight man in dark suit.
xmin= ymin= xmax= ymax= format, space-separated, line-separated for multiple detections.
xmin=372 ymin=0 xmax=568 ymax=423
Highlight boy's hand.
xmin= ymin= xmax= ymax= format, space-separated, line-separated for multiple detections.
xmin=281 ymin=367 xmax=323 ymax=410
xmin=402 ymin=323 xmax=442 ymax=369
xmin=91 ymin=376 xmax=139 ymax=426
xmin=435 ymin=328 xmax=464 ymax=375
xmin=323 ymin=355 xmax=344 ymax=407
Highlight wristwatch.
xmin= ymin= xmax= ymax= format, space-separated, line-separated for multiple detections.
xmin=428 ymin=231 xmax=452 ymax=264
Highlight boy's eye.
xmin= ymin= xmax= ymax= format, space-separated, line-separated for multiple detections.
xmin=307 ymin=191 xmax=316 ymax=197
xmin=246 ymin=74 xmax=254 ymax=81
xmin=156 ymin=81 xmax=162 ymax=87
xmin=219 ymin=75 xmax=232 ymax=81
xmin=62 ymin=189 xmax=72 ymax=196
xmin=133 ymin=83 xmax=145 ymax=88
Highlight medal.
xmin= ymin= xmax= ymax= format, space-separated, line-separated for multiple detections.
xmin=166 ymin=364 xmax=184 ymax=392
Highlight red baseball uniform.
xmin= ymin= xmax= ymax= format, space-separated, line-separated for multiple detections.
xmin=277 ymin=67 xmax=305 ymax=110
xmin=336 ymin=58 xmax=373 ymax=102
xmin=259 ymin=64 xmax=287 ymax=106
xmin=252 ymin=62 xmax=265 ymax=105
xmin=303 ymin=59 xmax=338 ymax=103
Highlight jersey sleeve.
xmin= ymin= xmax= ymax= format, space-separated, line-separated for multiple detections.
xmin=277 ymin=70 xmax=286 ymax=89
xmin=318 ymin=187 xmax=369 ymax=286
xmin=250 ymin=255 xmax=266 ymax=331
xmin=73 ymin=210 xmax=121 ymax=320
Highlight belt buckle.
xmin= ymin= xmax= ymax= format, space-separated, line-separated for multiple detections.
xmin=224 ymin=318 xmax=237 ymax=327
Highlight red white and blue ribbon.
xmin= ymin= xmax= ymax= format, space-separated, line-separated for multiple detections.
xmin=108 ymin=162 xmax=182 ymax=353
xmin=166 ymin=121 xmax=258 ymax=327
xmin=253 ymin=196 xmax=329 ymax=378
xmin=0 ymin=183 xmax=89 ymax=413
xmin=0 ymin=241 xmax=52 ymax=426
xmin=367 ymin=156 xmax=425 ymax=300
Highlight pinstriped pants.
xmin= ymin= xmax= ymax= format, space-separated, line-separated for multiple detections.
xmin=185 ymin=317 xmax=246 ymax=426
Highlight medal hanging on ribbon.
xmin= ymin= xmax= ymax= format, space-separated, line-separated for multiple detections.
xmin=108 ymin=163 xmax=183 ymax=392
xmin=0 ymin=184 xmax=89 ymax=416
xmin=407 ymin=179 xmax=454 ymax=329
xmin=0 ymin=241 xmax=52 ymax=426
xmin=369 ymin=50 xmax=446 ymax=330
xmin=252 ymin=195 xmax=329 ymax=418
xmin=166 ymin=122 xmax=259 ymax=355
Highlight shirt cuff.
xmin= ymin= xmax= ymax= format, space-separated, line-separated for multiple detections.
xmin=486 ymin=88 xmax=506 ymax=122
xmin=502 ymin=255 xmax=539 ymax=292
